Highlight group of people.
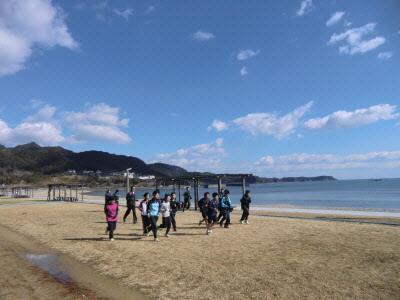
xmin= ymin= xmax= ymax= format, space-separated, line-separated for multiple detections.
xmin=104 ymin=186 xmax=252 ymax=242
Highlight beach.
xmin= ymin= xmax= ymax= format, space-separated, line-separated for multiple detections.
xmin=0 ymin=197 xmax=399 ymax=299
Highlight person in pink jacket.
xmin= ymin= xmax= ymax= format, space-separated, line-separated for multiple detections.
xmin=104 ymin=197 xmax=119 ymax=241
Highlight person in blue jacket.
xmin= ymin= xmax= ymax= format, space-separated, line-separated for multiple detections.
xmin=146 ymin=190 xmax=162 ymax=242
xmin=219 ymin=190 xmax=232 ymax=228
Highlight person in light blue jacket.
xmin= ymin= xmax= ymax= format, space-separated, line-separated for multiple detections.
xmin=219 ymin=190 xmax=232 ymax=228
xmin=146 ymin=190 xmax=162 ymax=242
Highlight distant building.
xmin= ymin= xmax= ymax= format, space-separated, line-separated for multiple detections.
xmin=96 ymin=170 xmax=102 ymax=175
xmin=123 ymin=172 xmax=135 ymax=179
xmin=139 ymin=175 xmax=155 ymax=180
xmin=82 ymin=170 xmax=94 ymax=175
xmin=67 ymin=169 xmax=76 ymax=174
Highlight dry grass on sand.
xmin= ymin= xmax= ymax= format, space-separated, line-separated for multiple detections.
xmin=0 ymin=201 xmax=399 ymax=299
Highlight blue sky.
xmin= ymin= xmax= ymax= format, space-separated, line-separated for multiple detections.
xmin=0 ymin=0 xmax=399 ymax=179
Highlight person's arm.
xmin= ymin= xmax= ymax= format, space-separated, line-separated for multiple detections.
xmin=138 ymin=201 xmax=143 ymax=212
xmin=105 ymin=206 xmax=113 ymax=218
xmin=147 ymin=202 xmax=151 ymax=217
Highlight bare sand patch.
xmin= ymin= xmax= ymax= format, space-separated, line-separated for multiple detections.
xmin=0 ymin=202 xmax=399 ymax=300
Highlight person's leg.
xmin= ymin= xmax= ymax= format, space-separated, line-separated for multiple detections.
xmin=244 ymin=209 xmax=249 ymax=221
xmin=170 ymin=214 xmax=176 ymax=231
xmin=219 ymin=209 xmax=226 ymax=226
xmin=150 ymin=216 xmax=158 ymax=239
xmin=225 ymin=211 xmax=230 ymax=228
xmin=165 ymin=217 xmax=171 ymax=235
xmin=108 ymin=221 xmax=113 ymax=239
xmin=141 ymin=215 xmax=147 ymax=234
xmin=187 ymin=200 xmax=191 ymax=210
xmin=123 ymin=208 xmax=131 ymax=221
xmin=132 ymin=207 xmax=137 ymax=223
xmin=240 ymin=210 xmax=246 ymax=222
xmin=217 ymin=211 xmax=223 ymax=221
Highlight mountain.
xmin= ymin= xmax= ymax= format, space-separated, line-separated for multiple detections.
xmin=0 ymin=143 xmax=165 ymax=177
xmin=0 ymin=143 xmax=337 ymax=182
xmin=148 ymin=163 xmax=189 ymax=177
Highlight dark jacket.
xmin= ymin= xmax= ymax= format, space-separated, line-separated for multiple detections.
xmin=183 ymin=191 xmax=192 ymax=200
xmin=170 ymin=199 xmax=179 ymax=213
xmin=240 ymin=195 xmax=252 ymax=210
xmin=126 ymin=192 xmax=136 ymax=208
xmin=198 ymin=197 xmax=210 ymax=213
xmin=208 ymin=199 xmax=219 ymax=215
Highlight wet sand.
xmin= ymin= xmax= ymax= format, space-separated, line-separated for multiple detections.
xmin=0 ymin=222 xmax=147 ymax=300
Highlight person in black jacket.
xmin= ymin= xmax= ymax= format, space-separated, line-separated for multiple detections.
xmin=240 ymin=190 xmax=252 ymax=224
xmin=183 ymin=187 xmax=192 ymax=212
xmin=123 ymin=186 xmax=137 ymax=223
xmin=198 ymin=192 xmax=210 ymax=226
xmin=170 ymin=192 xmax=179 ymax=231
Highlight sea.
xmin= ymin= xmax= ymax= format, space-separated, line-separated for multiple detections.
xmin=89 ymin=178 xmax=400 ymax=210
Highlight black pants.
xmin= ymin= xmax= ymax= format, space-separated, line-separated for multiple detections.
xmin=148 ymin=216 xmax=159 ymax=238
xmin=183 ymin=199 xmax=190 ymax=211
xmin=217 ymin=210 xmax=223 ymax=221
xmin=219 ymin=209 xmax=230 ymax=227
xmin=141 ymin=215 xmax=150 ymax=234
xmin=107 ymin=221 xmax=117 ymax=239
xmin=240 ymin=208 xmax=249 ymax=221
xmin=163 ymin=216 xmax=171 ymax=234
xmin=170 ymin=213 xmax=177 ymax=230
xmin=123 ymin=206 xmax=137 ymax=223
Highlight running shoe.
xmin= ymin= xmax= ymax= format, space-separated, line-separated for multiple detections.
xmin=219 ymin=222 xmax=223 ymax=228
xmin=123 ymin=219 xmax=126 ymax=223
xmin=199 ymin=220 xmax=202 ymax=226
xmin=240 ymin=221 xmax=244 ymax=224
xmin=245 ymin=221 xmax=249 ymax=224
xmin=224 ymin=226 xmax=230 ymax=229
xmin=165 ymin=234 xmax=171 ymax=237
xmin=110 ymin=238 xmax=115 ymax=242
xmin=154 ymin=238 xmax=160 ymax=242
xmin=206 ymin=231 xmax=210 ymax=235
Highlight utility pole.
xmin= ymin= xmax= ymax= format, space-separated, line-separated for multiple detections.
xmin=126 ymin=168 xmax=132 ymax=194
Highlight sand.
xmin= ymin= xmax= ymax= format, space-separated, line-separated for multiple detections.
xmin=0 ymin=199 xmax=399 ymax=299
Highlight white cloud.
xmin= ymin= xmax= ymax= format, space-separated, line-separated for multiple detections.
xmin=0 ymin=0 xmax=78 ymax=76
xmin=0 ymin=104 xmax=64 ymax=146
xmin=326 ymin=11 xmax=345 ymax=27
xmin=192 ymin=30 xmax=215 ymax=42
xmin=378 ymin=51 xmax=393 ymax=60
xmin=303 ymin=104 xmax=398 ymax=131
xmin=151 ymin=138 xmax=226 ymax=170
xmin=296 ymin=0 xmax=314 ymax=17
xmin=328 ymin=23 xmax=385 ymax=55
xmin=62 ymin=103 xmax=131 ymax=144
xmin=0 ymin=102 xmax=132 ymax=146
xmin=169 ymin=112 xmax=179 ymax=117
xmin=254 ymin=151 xmax=400 ymax=174
xmin=113 ymin=8 xmax=133 ymax=20
xmin=240 ymin=66 xmax=248 ymax=76
xmin=237 ymin=49 xmax=260 ymax=61
xmin=208 ymin=120 xmax=229 ymax=132
xmin=145 ymin=6 xmax=155 ymax=14
xmin=232 ymin=101 xmax=313 ymax=139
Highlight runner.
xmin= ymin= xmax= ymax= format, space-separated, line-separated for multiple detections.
xmin=183 ymin=187 xmax=192 ymax=212
xmin=240 ymin=190 xmax=252 ymax=224
xmin=138 ymin=192 xmax=150 ymax=235
xmin=161 ymin=194 xmax=172 ymax=237
xmin=198 ymin=192 xmax=210 ymax=226
xmin=206 ymin=193 xmax=219 ymax=235
xmin=147 ymin=191 xmax=161 ymax=242
xmin=104 ymin=196 xmax=118 ymax=241
xmin=123 ymin=186 xmax=137 ymax=223
xmin=170 ymin=192 xmax=178 ymax=231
